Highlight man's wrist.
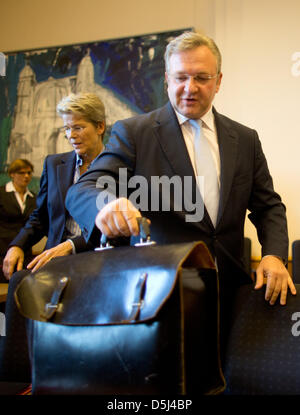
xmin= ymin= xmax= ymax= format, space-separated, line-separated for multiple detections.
xmin=262 ymin=254 xmax=287 ymax=266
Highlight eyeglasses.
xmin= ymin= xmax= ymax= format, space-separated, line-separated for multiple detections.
xmin=169 ymin=73 xmax=219 ymax=85
xmin=61 ymin=125 xmax=86 ymax=138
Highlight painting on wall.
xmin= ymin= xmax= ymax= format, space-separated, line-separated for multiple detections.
xmin=0 ymin=28 xmax=191 ymax=189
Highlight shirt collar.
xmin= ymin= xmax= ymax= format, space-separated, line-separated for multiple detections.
xmin=174 ymin=106 xmax=215 ymax=132
xmin=75 ymin=154 xmax=83 ymax=168
xmin=75 ymin=153 xmax=99 ymax=170
xmin=5 ymin=180 xmax=34 ymax=198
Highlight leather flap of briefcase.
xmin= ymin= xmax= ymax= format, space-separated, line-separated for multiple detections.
xmin=14 ymin=241 xmax=216 ymax=325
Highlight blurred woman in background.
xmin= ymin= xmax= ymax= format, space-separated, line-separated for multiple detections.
xmin=0 ymin=159 xmax=36 ymax=282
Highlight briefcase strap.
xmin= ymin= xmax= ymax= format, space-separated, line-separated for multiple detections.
xmin=124 ymin=272 xmax=148 ymax=323
xmin=41 ymin=276 xmax=68 ymax=320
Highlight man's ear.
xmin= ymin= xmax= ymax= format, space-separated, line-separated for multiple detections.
xmin=164 ymin=72 xmax=169 ymax=91
xmin=216 ymin=72 xmax=223 ymax=93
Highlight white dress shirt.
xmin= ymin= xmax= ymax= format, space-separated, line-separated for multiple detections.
xmin=174 ymin=107 xmax=221 ymax=186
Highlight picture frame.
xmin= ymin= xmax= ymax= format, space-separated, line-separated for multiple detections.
xmin=0 ymin=28 xmax=191 ymax=191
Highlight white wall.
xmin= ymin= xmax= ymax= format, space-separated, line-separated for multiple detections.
xmin=213 ymin=0 xmax=300 ymax=257
xmin=0 ymin=0 xmax=215 ymax=51
xmin=1 ymin=0 xmax=299 ymax=258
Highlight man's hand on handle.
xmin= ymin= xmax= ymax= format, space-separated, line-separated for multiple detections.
xmin=95 ymin=197 xmax=143 ymax=238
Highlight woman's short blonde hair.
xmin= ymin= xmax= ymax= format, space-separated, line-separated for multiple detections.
xmin=7 ymin=159 xmax=34 ymax=175
xmin=57 ymin=92 xmax=106 ymax=128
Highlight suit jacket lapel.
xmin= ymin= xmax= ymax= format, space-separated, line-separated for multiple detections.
xmin=57 ymin=152 xmax=76 ymax=212
xmin=214 ymin=109 xmax=239 ymax=225
xmin=23 ymin=194 xmax=36 ymax=217
xmin=153 ymin=102 xmax=195 ymax=179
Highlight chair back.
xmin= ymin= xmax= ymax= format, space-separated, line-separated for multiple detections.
xmin=292 ymin=240 xmax=300 ymax=283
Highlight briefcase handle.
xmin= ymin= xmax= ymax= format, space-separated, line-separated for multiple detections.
xmin=96 ymin=217 xmax=155 ymax=251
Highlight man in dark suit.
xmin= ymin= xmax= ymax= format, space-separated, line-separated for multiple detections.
xmin=65 ymin=32 xmax=296 ymax=309
xmin=3 ymin=92 xmax=106 ymax=279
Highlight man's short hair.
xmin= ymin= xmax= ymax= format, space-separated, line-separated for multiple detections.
xmin=164 ymin=31 xmax=222 ymax=74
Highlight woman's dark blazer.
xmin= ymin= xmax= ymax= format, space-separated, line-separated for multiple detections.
xmin=9 ymin=151 xmax=92 ymax=254
xmin=0 ymin=185 xmax=36 ymax=258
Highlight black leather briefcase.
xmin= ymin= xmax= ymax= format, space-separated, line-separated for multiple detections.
xmin=15 ymin=233 xmax=225 ymax=395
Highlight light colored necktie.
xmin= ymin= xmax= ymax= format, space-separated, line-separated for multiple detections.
xmin=189 ymin=119 xmax=219 ymax=227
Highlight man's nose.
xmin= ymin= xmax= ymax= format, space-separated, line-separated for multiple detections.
xmin=184 ymin=76 xmax=198 ymax=93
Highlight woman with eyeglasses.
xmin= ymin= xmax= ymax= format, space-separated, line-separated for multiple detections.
xmin=3 ymin=92 xmax=106 ymax=280
xmin=0 ymin=159 xmax=36 ymax=282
